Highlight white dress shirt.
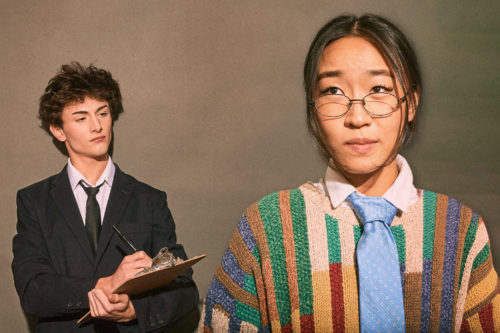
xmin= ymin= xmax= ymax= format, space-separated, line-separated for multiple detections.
xmin=314 ymin=154 xmax=418 ymax=212
xmin=67 ymin=157 xmax=115 ymax=224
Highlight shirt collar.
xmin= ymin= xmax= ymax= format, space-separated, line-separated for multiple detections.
xmin=67 ymin=157 xmax=115 ymax=190
xmin=323 ymin=154 xmax=418 ymax=212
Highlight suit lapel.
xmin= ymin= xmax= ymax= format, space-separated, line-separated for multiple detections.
xmin=50 ymin=167 xmax=95 ymax=263
xmin=95 ymin=166 xmax=135 ymax=265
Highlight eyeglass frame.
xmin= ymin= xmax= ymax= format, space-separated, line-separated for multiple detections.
xmin=310 ymin=91 xmax=407 ymax=118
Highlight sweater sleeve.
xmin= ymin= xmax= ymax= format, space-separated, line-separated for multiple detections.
xmin=199 ymin=213 xmax=268 ymax=332
xmin=459 ymin=217 xmax=500 ymax=332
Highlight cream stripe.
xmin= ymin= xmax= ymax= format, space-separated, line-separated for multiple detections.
xmin=240 ymin=321 xmax=259 ymax=333
xmin=211 ymin=305 xmax=230 ymax=332
xmin=454 ymin=221 xmax=490 ymax=331
xmin=402 ymin=195 xmax=424 ymax=273
xmin=302 ymin=186 xmax=333 ymax=330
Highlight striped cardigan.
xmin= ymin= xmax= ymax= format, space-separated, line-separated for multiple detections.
xmin=200 ymin=182 xmax=500 ymax=332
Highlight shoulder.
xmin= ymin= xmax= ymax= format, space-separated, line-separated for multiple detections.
xmin=418 ymin=188 xmax=481 ymax=220
xmin=17 ymin=172 xmax=61 ymax=200
xmin=114 ymin=166 xmax=166 ymax=199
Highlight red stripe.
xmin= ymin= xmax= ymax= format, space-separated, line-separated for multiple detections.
xmin=300 ymin=314 xmax=315 ymax=332
xmin=281 ymin=323 xmax=292 ymax=333
xmin=478 ymin=302 xmax=495 ymax=333
xmin=459 ymin=319 xmax=471 ymax=333
xmin=330 ymin=263 xmax=345 ymax=333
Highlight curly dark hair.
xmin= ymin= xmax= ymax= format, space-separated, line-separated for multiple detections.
xmin=39 ymin=62 xmax=123 ymax=135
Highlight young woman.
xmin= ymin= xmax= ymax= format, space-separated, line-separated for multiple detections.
xmin=199 ymin=14 xmax=499 ymax=332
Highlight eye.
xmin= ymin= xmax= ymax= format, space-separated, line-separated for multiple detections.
xmin=320 ymin=86 xmax=345 ymax=96
xmin=98 ymin=111 xmax=109 ymax=117
xmin=371 ymin=85 xmax=393 ymax=93
xmin=75 ymin=117 xmax=86 ymax=122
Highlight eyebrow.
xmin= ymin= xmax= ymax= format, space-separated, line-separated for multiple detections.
xmin=71 ymin=104 xmax=109 ymax=116
xmin=317 ymin=69 xmax=393 ymax=82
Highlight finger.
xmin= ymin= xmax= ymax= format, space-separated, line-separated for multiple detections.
xmin=93 ymin=288 xmax=114 ymax=315
xmin=88 ymin=290 xmax=97 ymax=317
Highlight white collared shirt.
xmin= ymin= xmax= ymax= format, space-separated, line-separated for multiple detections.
xmin=67 ymin=157 xmax=115 ymax=224
xmin=314 ymin=154 xmax=418 ymax=212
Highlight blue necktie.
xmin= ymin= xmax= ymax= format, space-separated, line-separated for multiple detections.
xmin=348 ymin=192 xmax=405 ymax=333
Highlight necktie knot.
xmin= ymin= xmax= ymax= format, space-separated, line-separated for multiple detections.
xmin=347 ymin=192 xmax=397 ymax=226
xmin=80 ymin=182 xmax=103 ymax=197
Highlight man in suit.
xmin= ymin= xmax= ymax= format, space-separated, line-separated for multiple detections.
xmin=12 ymin=62 xmax=199 ymax=332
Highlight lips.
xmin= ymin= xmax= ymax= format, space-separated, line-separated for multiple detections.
xmin=90 ymin=136 xmax=106 ymax=142
xmin=345 ymin=138 xmax=377 ymax=154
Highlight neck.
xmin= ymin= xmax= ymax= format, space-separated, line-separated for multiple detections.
xmin=340 ymin=158 xmax=399 ymax=197
xmin=69 ymin=154 xmax=109 ymax=185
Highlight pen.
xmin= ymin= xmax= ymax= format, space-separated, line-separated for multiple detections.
xmin=112 ymin=225 xmax=138 ymax=252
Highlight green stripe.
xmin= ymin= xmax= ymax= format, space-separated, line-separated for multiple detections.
xmin=423 ymin=190 xmax=437 ymax=260
xmin=472 ymin=244 xmax=490 ymax=270
xmin=391 ymin=225 xmax=406 ymax=264
xmin=258 ymin=192 xmax=291 ymax=326
xmin=244 ymin=273 xmax=257 ymax=296
xmin=290 ymin=189 xmax=314 ymax=316
xmin=235 ymin=300 xmax=261 ymax=327
xmin=252 ymin=246 xmax=261 ymax=266
xmin=353 ymin=225 xmax=362 ymax=245
xmin=325 ymin=215 xmax=341 ymax=264
xmin=458 ymin=215 xmax=479 ymax=291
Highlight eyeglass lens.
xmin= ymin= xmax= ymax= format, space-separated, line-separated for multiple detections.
xmin=315 ymin=93 xmax=399 ymax=117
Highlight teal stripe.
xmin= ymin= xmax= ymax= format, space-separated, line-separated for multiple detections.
xmin=458 ymin=215 xmax=479 ymax=291
xmin=472 ymin=244 xmax=490 ymax=270
xmin=325 ymin=215 xmax=341 ymax=263
xmin=391 ymin=225 xmax=406 ymax=264
xmin=244 ymin=273 xmax=257 ymax=296
xmin=290 ymin=189 xmax=314 ymax=316
xmin=235 ymin=300 xmax=261 ymax=327
xmin=258 ymin=192 xmax=291 ymax=326
xmin=353 ymin=225 xmax=362 ymax=245
xmin=423 ymin=191 xmax=437 ymax=260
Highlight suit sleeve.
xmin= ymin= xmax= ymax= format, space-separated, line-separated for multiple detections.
xmin=12 ymin=188 xmax=97 ymax=317
xmin=130 ymin=190 xmax=199 ymax=332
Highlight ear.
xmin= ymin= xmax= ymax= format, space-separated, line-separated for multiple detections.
xmin=407 ymin=91 xmax=419 ymax=122
xmin=49 ymin=124 xmax=67 ymax=142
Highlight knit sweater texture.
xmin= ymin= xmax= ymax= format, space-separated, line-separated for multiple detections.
xmin=200 ymin=182 xmax=500 ymax=332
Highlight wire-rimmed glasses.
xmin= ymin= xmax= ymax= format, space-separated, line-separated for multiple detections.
xmin=311 ymin=92 xmax=407 ymax=118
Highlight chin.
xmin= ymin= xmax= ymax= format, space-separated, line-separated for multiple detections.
xmin=334 ymin=159 xmax=383 ymax=177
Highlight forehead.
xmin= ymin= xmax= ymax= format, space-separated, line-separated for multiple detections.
xmin=63 ymin=96 xmax=108 ymax=112
xmin=318 ymin=36 xmax=391 ymax=75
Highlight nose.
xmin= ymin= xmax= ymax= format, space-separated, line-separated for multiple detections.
xmin=344 ymin=99 xmax=371 ymax=128
xmin=89 ymin=115 xmax=103 ymax=133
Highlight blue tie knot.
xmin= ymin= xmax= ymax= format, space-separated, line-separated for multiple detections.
xmin=347 ymin=192 xmax=397 ymax=226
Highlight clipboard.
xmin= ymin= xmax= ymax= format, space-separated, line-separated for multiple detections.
xmin=77 ymin=254 xmax=206 ymax=325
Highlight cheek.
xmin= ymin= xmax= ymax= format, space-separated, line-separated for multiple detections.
xmin=318 ymin=119 xmax=343 ymax=150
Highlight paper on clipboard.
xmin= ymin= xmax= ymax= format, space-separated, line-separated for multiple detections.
xmin=77 ymin=254 xmax=206 ymax=325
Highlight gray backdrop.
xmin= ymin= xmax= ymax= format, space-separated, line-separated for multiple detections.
xmin=1 ymin=1 xmax=499 ymax=331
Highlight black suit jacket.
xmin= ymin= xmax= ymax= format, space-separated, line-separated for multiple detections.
xmin=12 ymin=165 xmax=198 ymax=332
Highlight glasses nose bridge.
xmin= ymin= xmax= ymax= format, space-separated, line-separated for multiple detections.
xmin=347 ymin=96 xmax=366 ymax=111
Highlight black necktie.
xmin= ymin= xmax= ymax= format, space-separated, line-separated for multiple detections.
xmin=81 ymin=182 xmax=104 ymax=255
